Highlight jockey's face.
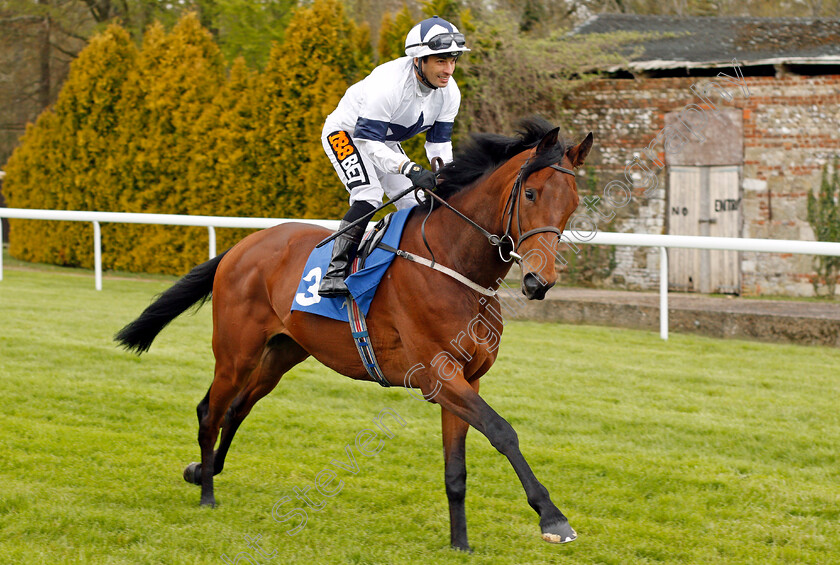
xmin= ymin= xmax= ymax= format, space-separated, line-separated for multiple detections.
xmin=415 ymin=55 xmax=457 ymax=88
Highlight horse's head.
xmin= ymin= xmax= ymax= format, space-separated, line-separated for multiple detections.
xmin=511 ymin=128 xmax=593 ymax=300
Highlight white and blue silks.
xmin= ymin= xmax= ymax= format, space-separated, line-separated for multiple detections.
xmin=321 ymin=57 xmax=459 ymax=207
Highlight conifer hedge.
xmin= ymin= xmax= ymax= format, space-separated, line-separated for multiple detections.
xmin=3 ymin=1 xmax=372 ymax=274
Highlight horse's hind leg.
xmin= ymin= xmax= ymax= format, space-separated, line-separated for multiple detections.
xmin=194 ymin=376 xmax=240 ymax=506
xmin=185 ymin=335 xmax=308 ymax=503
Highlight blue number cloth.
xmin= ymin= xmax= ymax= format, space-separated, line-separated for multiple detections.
xmin=290 ymin=208 xmax=413 ymax=321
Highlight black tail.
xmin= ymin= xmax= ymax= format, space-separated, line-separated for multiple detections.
xmin=114 ymin=251 xmax=229 ymax=354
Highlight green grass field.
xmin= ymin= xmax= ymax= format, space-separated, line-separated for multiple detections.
xmin=1 ymin=261 xmax=839 ymax=564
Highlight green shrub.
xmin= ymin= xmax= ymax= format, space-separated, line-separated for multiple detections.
xmin=807 ymin=157 xmax=840 ymax=297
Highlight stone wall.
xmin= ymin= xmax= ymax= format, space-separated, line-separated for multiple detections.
xmin=562 ymin=66 xmax=840 ymax=296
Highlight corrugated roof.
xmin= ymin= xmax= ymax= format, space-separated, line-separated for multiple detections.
xmin=570 ymin=14 xmax=840 ymax=69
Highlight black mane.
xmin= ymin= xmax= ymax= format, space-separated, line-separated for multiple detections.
xmin=433 ymin=116 xmax=567 ymax=201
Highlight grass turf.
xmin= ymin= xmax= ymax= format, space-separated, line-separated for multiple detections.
xmin=0 ymin=261 xmax=838 ymax=564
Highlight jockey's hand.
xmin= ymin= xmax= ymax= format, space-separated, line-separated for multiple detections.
xmin=404 ymin=162 xmax=437 ymax=191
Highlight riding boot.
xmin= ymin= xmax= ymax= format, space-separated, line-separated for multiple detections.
xmin=318 ymin=220 xmax=367 ymax=297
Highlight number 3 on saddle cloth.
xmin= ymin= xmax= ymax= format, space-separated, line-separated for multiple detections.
xmin=291 ymin=208 xmax=414 ymax=387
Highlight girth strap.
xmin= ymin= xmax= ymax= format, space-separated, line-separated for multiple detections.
xmin=346 ymin=296 xmax=391 ymax=387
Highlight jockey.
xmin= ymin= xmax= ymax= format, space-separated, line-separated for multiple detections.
xmin=318 ymin=15 xmax=470 ymax=297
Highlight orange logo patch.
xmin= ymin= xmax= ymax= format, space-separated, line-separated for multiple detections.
xmin=328 ymin=131 xmax=355 ymax=161
xmin=326 ymin=130 xmax=369 ymax=190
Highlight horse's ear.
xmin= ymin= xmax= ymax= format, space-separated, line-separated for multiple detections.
xmin=566 ymin=132 xmax=594 ymax=168
xmin=536 ymin=127 xmax=561 ymax=155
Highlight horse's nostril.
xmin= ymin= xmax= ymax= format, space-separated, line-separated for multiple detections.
xmin=523 ymin=273 xmax=537 ymax=290
xmin=522 ymin=272 xmax=554 ymax=300
xmin=523 ymin=273 xmax=541 ymax=294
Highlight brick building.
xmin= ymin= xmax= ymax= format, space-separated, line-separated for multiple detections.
xmin=564 ymin=15 xmax=840 ymax=296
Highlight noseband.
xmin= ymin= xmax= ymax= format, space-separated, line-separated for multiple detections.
xmin=421 ymin=158 xmax=576 ymax=265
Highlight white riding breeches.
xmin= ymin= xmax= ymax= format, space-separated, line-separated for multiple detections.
xmin=322 ymin=129 xmax=422 ymax=210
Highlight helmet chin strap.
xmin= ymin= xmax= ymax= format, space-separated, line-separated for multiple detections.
xmin=413 ymin=57 xmax=438 ymax=90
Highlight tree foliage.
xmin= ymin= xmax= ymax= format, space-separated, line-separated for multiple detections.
xmin=377 ymin=3 xmax=415 ymax=62
xmin=206 ymin=0 xmax=296 ymax=68
xmin=262 ymin=0 xmax=373 ymax=219
xmin=3 ymin=23 xmax=137 ymax=267
xmin=807 ymin=157 xmax=840 ymax=297
xmin=4 ymin=3 xmax=375 ymax=274
xmin=376 ymin=1 xmax=638 ymax=142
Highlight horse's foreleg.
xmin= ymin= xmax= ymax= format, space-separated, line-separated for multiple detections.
xmin=434 ymin=377 xmax=575 ymax=544
xmin=441 ymin=392 xmax=474 ymax=552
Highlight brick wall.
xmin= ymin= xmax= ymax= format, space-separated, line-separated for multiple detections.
xmin=562 ymin=69 xmax=840 ymax=296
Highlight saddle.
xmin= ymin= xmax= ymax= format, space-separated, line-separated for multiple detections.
xmin=356 ymin=213 xmax=395 ymax=272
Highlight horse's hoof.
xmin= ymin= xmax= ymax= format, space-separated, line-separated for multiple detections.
xmin=540 ymin=519 xmax=577 ymax=543
xmin=199 ymin=497 xmax=216 ymax=508
xmin=450 ymin=543 xmax=472 ymax=553
xmin=184 ymin=462 xmax=202 ymax=485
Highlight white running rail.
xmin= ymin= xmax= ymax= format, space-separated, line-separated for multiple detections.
xmin=2 ymin=207 xmax=840 ymax=340
xmin=0 ymin=208 xmax=339 ymax=291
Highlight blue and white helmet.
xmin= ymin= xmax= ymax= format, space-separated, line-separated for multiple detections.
xmin=404 ymin=16 xmax=470 ymax=59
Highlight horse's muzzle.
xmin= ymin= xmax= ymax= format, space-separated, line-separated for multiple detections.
xmin=522 ymin=272 xmax=554 ymax=300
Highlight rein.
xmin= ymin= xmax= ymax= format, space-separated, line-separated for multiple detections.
xmin=422 ymin=158 xmax=576 ymax=264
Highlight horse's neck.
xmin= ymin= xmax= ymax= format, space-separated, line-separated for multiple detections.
xmin=425 ymin=166 xmax=519 ymax=290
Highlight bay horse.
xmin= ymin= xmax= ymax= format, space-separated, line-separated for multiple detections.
xmin=116 ymin=117 xmax=592 ymax=551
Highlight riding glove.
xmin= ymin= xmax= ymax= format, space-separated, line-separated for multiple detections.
xmin=403 ymin=162 xmax=437 ymax=191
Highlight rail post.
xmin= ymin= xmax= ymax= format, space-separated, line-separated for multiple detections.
xmin=93 ymin=221 xmax=102 ymax=291
xmin=660 ymin=246 xmax=668 ymax=340
xmin=208 ymin=226 xmax=216 ymax=259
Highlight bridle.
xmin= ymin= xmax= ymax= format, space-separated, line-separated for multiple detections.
xmin=419 ymin=156 xmax=576 ymax=265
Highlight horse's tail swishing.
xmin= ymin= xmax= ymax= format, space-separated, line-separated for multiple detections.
xmin=114 ymin=251 xmax=229 ymax=354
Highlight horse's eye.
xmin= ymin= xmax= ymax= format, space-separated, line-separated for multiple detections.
xmin=524 ymin=189 xmax=536 ymax=201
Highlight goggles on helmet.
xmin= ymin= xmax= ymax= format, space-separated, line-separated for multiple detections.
xmin=407 ymin=32 xmax=466 ymax=52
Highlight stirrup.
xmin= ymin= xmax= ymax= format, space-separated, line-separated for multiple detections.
xmin=318 ymin=276 xmax=350 ymax=297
